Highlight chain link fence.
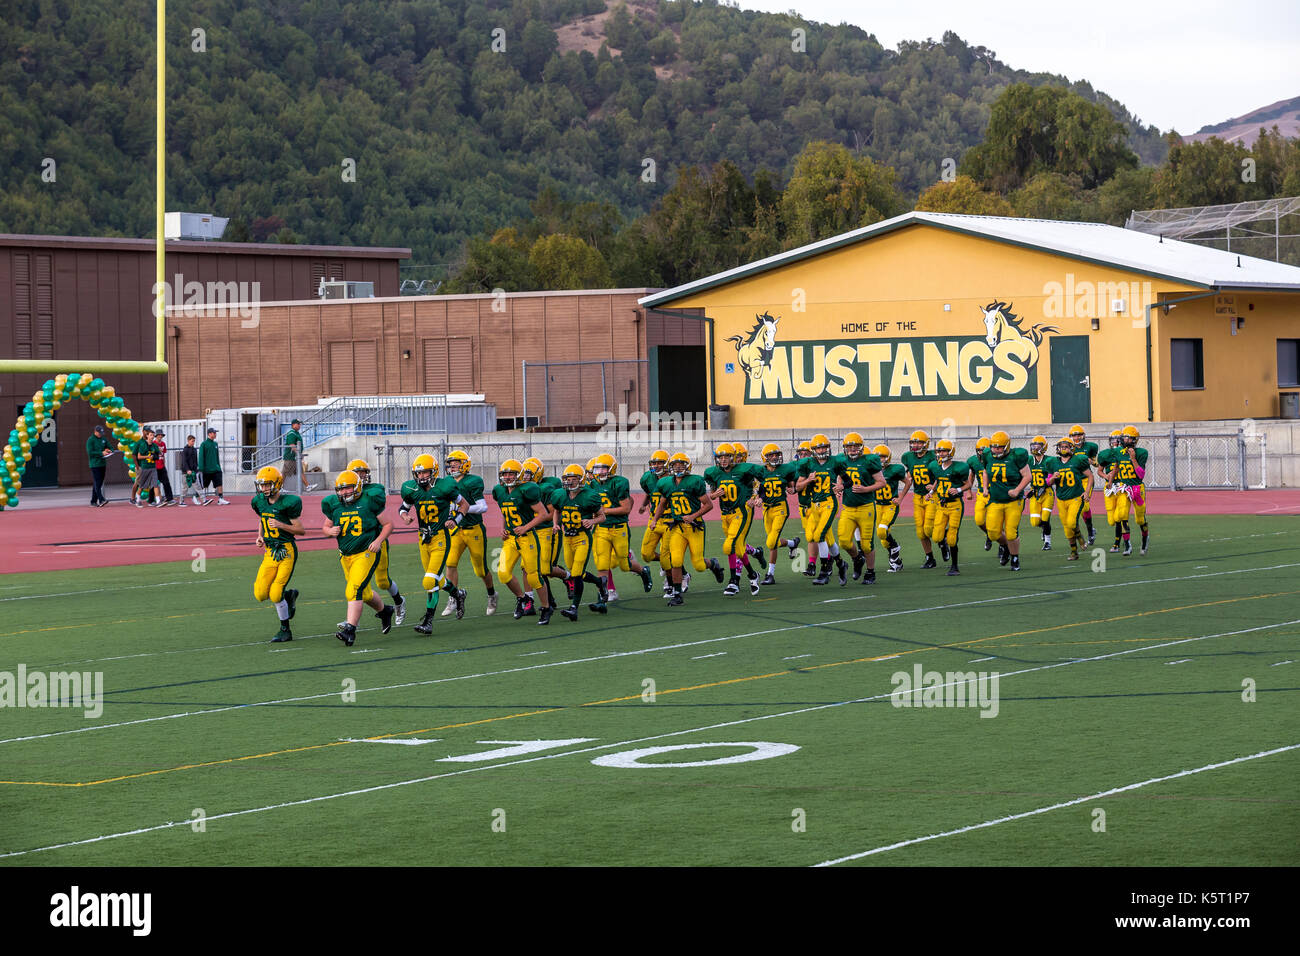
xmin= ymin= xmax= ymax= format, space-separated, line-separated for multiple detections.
xmin=521 ymin=359 xmax=648 ymax=428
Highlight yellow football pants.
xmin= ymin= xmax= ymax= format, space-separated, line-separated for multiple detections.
xmin=667 ymin=522 xmax=708 ymax=572
xmin=641 ymin=518 xmax=671 ymax=569
xmin=1029 ymin=490 xmax=1055 ymax=526
xmin=563 ymin=531 xmax=594 ymax=578
xmin=1057 ymin=496 xmax=1084 ymax=545
xmin=447 ymin=523 xmax=487 ymax=578
xmin=838 ymin=503 xmax=876 ymax=553
xmin=339 ymin=550 xmax=381 ymax=602
xmin=986 ymin=500 xmax=1025 ymax=542
xmin=419 ymin=528 xmax=452 ymax=592
xmin=720 ymin=506 xmax=754 ymax=557
xmin=595 ymin=524 xmax=632 ymax=572
xmin=929 ymin=498 xmax=963 ymax=548
xmin=764 ymin=502 xmax=790 ymax=550
xmin=253 ymin=543 xmax=296 ymax=604
xmin=912 ymin=492 xmax=932 ymax=542
xmin=805 ymin=499 xmax=836 ymax=544
xmin=875 ymin=502 xmax=899 ymax=543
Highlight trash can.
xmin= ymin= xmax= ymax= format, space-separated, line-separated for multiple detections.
xmin=708 ymin=404 xmax=730 ymax=429
xmin=1281 ymin=392 xmax=1300 ymax=419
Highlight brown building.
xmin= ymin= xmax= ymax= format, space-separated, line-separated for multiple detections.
xmin=0 ymin=234 xmax=409 ymax=486
xmin=166 ymin=290 xmax=707 ymax=429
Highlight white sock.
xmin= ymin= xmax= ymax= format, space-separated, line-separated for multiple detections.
xmin=829 ymin=543 xmax=840 ymax=557
xmin=388 ymin=581 xmax=401 ymax=598
xmin=818 ymin=542 xmax=830 ymax=559
xmin=767 ymin=562 xmax=776 ymax=574
xmin=274 ymin=600 xmax=289 ymax=622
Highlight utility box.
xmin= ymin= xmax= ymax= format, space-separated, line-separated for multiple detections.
xmin=1281 ymin=392 xmax=1300 ymax=419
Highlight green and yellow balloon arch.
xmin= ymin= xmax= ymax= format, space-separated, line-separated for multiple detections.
xmin=1 ymin=374 xmax=144 ymax=510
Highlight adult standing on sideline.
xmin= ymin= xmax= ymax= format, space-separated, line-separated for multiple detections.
xmin=282 ymin=419 xmax=317 ymax=492
xmin=180 ymin=434 xmax=200 ymax=506
xmin=86 ymin=424 xmax=113 ymax=506
xmin=199 ymin=427 xmax=231 ymax=505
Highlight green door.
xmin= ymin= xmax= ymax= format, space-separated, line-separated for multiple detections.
xmin=1049 ymin=336 xmax=1091 ymax=424
xmin=17 ymin=405 xmax=59 ymax=487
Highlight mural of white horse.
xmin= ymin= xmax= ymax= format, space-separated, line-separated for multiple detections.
xmin=725 ymin=312 xmax=780 ymax=381
xmin=980 ymin=301 xmax=1059 ymax=369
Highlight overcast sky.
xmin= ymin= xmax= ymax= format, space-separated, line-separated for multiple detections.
xmin=738 ymin=0 xmax=1299 ymax=134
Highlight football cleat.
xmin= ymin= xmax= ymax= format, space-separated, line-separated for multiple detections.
xmin=414 ymin=611 xmax=435 ymax=635
xmin=521 ymin=598 xmax=536 ymax=617
xmin=939 ymin=543 xmax=950 ymax=562
xmin=723 ymin=581 xmax=740 ymax=596
xmin=455 ymin=589 xmax=467 ymax=620
xmin=607 ymin=587 xmax=619 ymax=602
xmin=394 ymin=596 xmax=406 ymax=626
xmin=1109 ymin=544 xmax=1121 ymax=553
xmin=852 ymin=553 xmax=865 ymax=581
xmin=587 ymin=600 xmax=608 ymax=614
xmin=377 ymin=605 xmax=395 ymax=634
xmin=1123 ymin=542 xmax=1132 ymax=556
xmin=560 ymin=605 xmax=579 ymax=622
xmin=709 ymin=560 xmax=724 ymax=584
xmin=749 ymin=575 xmax=761 ymax=595
xmin=787 ymin=536 xmax=801 ymax=559
xmin=947 ymin=566 xmax=961 ymax=576
xmin=442 ymin=599 xmax=455 ymax=617
xmin=803 ymin=563 xmax=817 ymax=577
xmin=983 ymin=537 xmax=993 ymax=551
xmin=667 ymin=593 xmax=684 ymax=606
xmin=922 ymin=554 xmax=938 ymax=569
xmin=762 ymin=572 xmax=776 ymax=586
xmin=512 ymin=597 xmax=526 ymax=620
xmin=837 ymin=558 xmax=848 ymax=586
xmin=682 ymin=572 xmax=691 ymax=592
xmin=1042 ymin=536 xmax=1052 ymax=551
xmin=272 ymin=625 xmax=293 ymax=643
xmin=537 ymin=606 xmax=553 ymax=626
xmin=640 ymin=567 xmax=653 ymax=592
xmin=337 ymin=623 xmax=357 ymax=647
xmin=485 ymin=592 xmax=498 ymax=616
xmin=1009 ymin=556 xmax=1021 ymax=571
xmin=862 ymin=569 xmax=876 ymax=585
xmin=999 ymin=548 xmax=1010 ymax=567
xmin=284 ymin=588 xmax=298 ymax=620
xmin=812 ymin=569 xmax=831 ymax=586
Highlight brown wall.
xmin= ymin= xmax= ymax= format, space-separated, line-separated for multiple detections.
xmin=0 ymin=235 xmax=409 ymax=485
xmin=167 ymin=290 xmax=662 ymax=427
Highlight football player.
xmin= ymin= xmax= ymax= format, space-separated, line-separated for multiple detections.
xmin=833 ymin=433 xmax=886 ymax=585
xmin=1103 ymin=426 xmax=1149 ymax=556
xmin=441 ymin=450 xmax=496 ymax=616
xmin=793 ymin=441 xmax=817 ymax=576
xmin=704 ymin=442 xmax=763 ymax=595
xmin=637 ymin=449 xmax=674 ymax=595
xmin=1026 ymin=436 xmax=1056 ymax=551
xmin=1068 ymin=425 xmax=1101 ymax=545
xmin=591 ymin=453 xmax=653 ymax=608
xmin=1095 ymin=430 xmax=1125 ymax=545
xmin=492 ymin=459 xmax=553 ymax=624
xmin=346 ymin=458 xmax=406 ymax=626
xmin=321 ymin=470 xmax=396 ymax=646
xmin=980 ymin=431 xmax=1031 ymax=571
xmin=873 ymin=445 xmax=910 ymax=572
xmin=965 ymin=437 xmax=993 ymax=551
xmin=795 ymin=434 xmax=849 ymax=586
xmin=521 ymin=457 xmax=567 ymax=610
xmin=758 ymin=443 xmax=801 ymax=585
xmin=398 ymin=454 xmax=469 ymax=634
xmin=901 ymin=430 xmax=939 ymax=569
xmin=924 ymin=439 xmax=969 ymax=576
xmin=251 ymin=466 xmax=304 ymax=642
xmin=551 ymin=463 xmax=609 ymax=621
xmin=651 ymin=452 xmax=725 ymax=606
xmin=1049 ymin=437 xmax=1092 ymax=561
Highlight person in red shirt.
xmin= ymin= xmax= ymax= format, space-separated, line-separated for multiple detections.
xmin=152 ymin=431 xmax=176 ymax=506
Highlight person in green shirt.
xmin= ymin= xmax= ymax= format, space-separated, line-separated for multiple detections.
xmin=795 ymin=434 xmax=849 ymax=586
xmin=757 ymin=443 xmax=801 ymax=586
xmin=198 ymin=427 xmax=229 ymax=505
xmin=131 ymin=427 xmax=160 ymax=507
xmin=924 ymin=440 xmax=970 ymax=576
xmin=399 ymin=453 xmax=470 ymax=633
xmin=1048 ymin=437 xmax=1092 ymax=561
xmin=965 ymin=437 xmax=993 ymax=551
xmin=281 ymin=419 xmax=317 ymax=492
xmin=1095 ymin=430 xmax=1126 ymax=550
xmin=1068 ymin=425 xmax=1102 ymax=545
xmin=251 ymin=466 xmax=305 ymax=642
xmin=831 ymin=432 xmax=885 ymax=585
xmin=872 ymin=444 xmax=910 ymax=572
xmin=793 ymin=441 xmax=817 ymax=576
xmin=86 ymin=424 xmax=113 ymax=506
xmin=901 ymin=430 xmax=940 ymax=569
xmin=347 ymin=457 xmax=405 ymax=626
xmin=1026 ymin=436 xmax=1058 ymax=551
xmin=651 ymin=453 xmax=726 ymax=606
xmin=1101 ymin=425 xmax=1150 ymax=556
xmin=980 ymin=430 xmax=1032 ymax=571
xmin=704 ymin=442 xmax=763 ymax=595
xmin=591 ymin=453 xmax=653 ymax=607
xmin=493 ymin=460 xmax=554 ymax=624
xmin=441 ymin=450 xmax=496 ymax=618
xmin=550 ymin=463 xmax=609 ymax=621
xmin=637 ymin=450 xmax=674 ymax=595
xmin=321 ymin=469 xmax=395 ymax=647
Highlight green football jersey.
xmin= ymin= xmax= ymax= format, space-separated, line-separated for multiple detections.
xmin=493 ymin=481 xmax=543 ymax=532
xmin=452 ymin=473 xmax=486 ymax=527
xmin=655 ymin=473 xmax=708 ymax=524
xmin=1075 ymin=439 xmax=1100 ymax=462
xmin=965 ymin=455 xmax=987 ymax=494
xmin=928 ymin=459 xmax=970 ymax=501
xmin=796 ymin=456 xmax=837 ymax=503
xmin=595 ymin=474 xmax=632 ymax=526
xmin=550 ymin=486 xmax=604 ymax=536
xmin=400 ymin=477 xmax=459 ymax=532
xmin=704 ymin=464 xmax=757 ymax=514
xmin=1096 ymin=446 xmax=1123 ymax=481
xmin=981 ymin=447 xmax=1031 ymax=504
xmin=1028 ymin=456 xmax=1058 ymax=495
xmin=251 ymin=492 xmax=303 ymax=545
xmin=361 ymin=482 xmax=386 ymax=508
xmin=321 ymin=491 xmax=385 ymax=556
xmin=875 ymin=462 xmax=908 ymax=506
xmin=759 ymin=462 xmax=799 ymax=506
xmin=794 ymin=457 xmax=814 ymax=507
xmin=1112 ymin=447 xmax=1148 ymax=487
xmin=833 ymin=453 xmax=883 ymax=508
xmin=641 ymin=469 xmax=668 ymax=519
xmin=537 ymin=475 xmax=563 ymax=504
xmin=1052 ymin=453 xmax=1091 ymax=500
xmin=901 ymin=450 xmax=938 ymax=493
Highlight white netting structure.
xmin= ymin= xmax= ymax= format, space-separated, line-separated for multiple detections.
xmin=1126 ymin=197 xmax=1300 ymax=265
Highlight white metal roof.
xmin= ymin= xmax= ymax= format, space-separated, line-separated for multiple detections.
xmin=639 ymin=211 xmax=1300 ymax=307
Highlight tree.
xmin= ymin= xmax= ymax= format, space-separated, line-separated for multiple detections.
xmin=914 ymin=175 xmax=1015 ymax=216
xmin=528 ymin=233 xmax=612 ymax=289
xmin=780 ymin=141 xmax=906 ymax=248
xmin=961 ymin=83 xmax=1139 ymax=192
xmin=1153 ymin=136 xmax=1252 ymax=208
xmin=1010 ymin=172 xmax=1084 ymax=220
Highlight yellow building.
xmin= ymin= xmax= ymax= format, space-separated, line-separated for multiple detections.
xmin=640 ymin=212 xmax=1300 ymax=428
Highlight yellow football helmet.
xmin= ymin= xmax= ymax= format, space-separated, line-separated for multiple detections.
xmin=1056 ymin=437 xmax=1076 ymax=457
xmin=935 ymin=439 xmax=955 ymax=464
xmin=346 ymin=458 xmax=371 ymax=484
xmin=795 ymin=441 xmax=813 ymax=460
xmin=810 ymin=434 xmax=831 ymax=462
xmin=714 ymin=442 xmax=735 ymax=468
xmin=1069 ymin=425 xmax=1087 ymax=444
xmin=256 ymin=465 xmax=283 ymax=497
xmin=1030 ymin=435 xmax=1047 ymax=455
xmin=668 ymin=451 xmax=691 ymax=475
xmin=411 ymin=453 xmax=438 ymax=487
xmin=521 ymin=457 xmax=544 ymax=482
xmin=585 ymin=457 xmax=598 ymax=483
xmin=648 ymin=449 xmax=670 ymax=476
xmin=732 ymin=441 xmax=749 ymax=463
xmin=1108 ymin=429 xmax=1123 ymax=448
xmin=562 ymin=463 xmax=585 ymax=490
xmin=499 ymin=459 xmax=522 ymax=487
xmin=989 ymin=431 xmax=1011 ymax=457
xmin=873 ymin=444 xmax=892 ymax=464
xmin=909 ymin=430 xmax=930 ymax=453
xmin=843 ymin=432 xmax=864 ymax=457
xmin=1121 ymin=425 xmax=1140 ymax=447
xmin=335 ymin=469 xmax=361 ymax=503
xmin=445 ymin=449 xmax=471 ymax=477
xmin=762 ymin=442 xmax=783 ymax=466
xmin=593 ymin=452 xmax=616 ymax=478
xmin=974 ymin=437 xmax=990 ymax=454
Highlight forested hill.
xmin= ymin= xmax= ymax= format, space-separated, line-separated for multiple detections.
xmin=1 ymin=0 xmax=1168 ymax=265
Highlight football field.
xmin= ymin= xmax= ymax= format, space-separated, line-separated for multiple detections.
xmin=1 ymin=514 xmax=1297 ymax=866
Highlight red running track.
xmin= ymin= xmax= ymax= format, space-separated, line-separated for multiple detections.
xmin=2 ymin=488 xmax=1298 ymax=575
